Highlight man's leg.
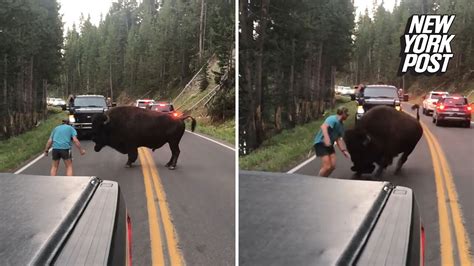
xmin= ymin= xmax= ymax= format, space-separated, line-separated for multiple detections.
xmin=64 ymin=159 xmax=73 ymax=176
xmin=50 ymin=160 xmax=60 ymax=176
xmin=319 ymin=155 xmax=333 ymax=177
xmin=328 ymin=153 xmax=337 ymax=176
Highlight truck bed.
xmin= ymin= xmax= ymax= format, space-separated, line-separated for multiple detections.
xmin=239 ymin=171 xmax=417 ymax=265
xmin=0 ymin=173 xmax=122 ymax=265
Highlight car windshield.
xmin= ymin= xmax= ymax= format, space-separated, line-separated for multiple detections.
xmin=152 ymin=104 xmax=173 ymax=112
xmin=363 ymin=87 xmax=398 ymax=98
xmin=74 ymin=97 xmax=106 ymax=107
xmin=431 ymin=93 xmax=447 ymax=99
xmin=443 ymin=98 xmax=467 ymax=106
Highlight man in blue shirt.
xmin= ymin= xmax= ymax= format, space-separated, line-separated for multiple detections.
xmin=44 ymin=119 xmax=86 ymax=176
xmin=313 ymin=107 xmax=350 ymax=177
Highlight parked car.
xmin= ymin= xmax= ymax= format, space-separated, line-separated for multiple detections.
xmin=47 ymin=97 xmax=67 ymax=110
xmin=432 ymin=95 xmax=472 ymax=128
xmin=136 ymin=99 xmax=156 ymax=109
xmin=240 ymin=171 xmax=424 ymax=266
xmin=422 ymin=91 xmax=449 ymax=115
xmin=355 ymin=84 xmax=402 ymax=123
xmin=69 ymin=95 xmax=108 ymax=137
xmin=0 ymin=173 xmax=132 ymax=265
xmin=149 ymin=102 xmax=180 ymax=117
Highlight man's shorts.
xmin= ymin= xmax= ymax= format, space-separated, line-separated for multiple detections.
xmin=52 ymin=149 xmax=72 ymax=161
xmin=314 ymin=143 xmax=335 ymax=157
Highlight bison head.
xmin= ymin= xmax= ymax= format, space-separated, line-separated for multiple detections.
xmin=344 ymin=129 xmax=376 ymax=174
xmin=91 ymin=113 xmax=110 ymax=152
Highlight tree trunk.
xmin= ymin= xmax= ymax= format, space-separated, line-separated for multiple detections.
xmin=239 ymin=0 xmax=257 ymax=152
xmin=288 ymin=38 xmax=296 ymax=127
xmin=109 ymin=62 xmax=113 ymax=100
xmin=2 ymin=54 xmax=8 ymax=138
xmin=274 ymin=105 xmax=282 ymax=131
xmin=330 ymin=66 xmax=336 ymax=108
xmin=254 ymin=0 xmax=270 ymax=145
xmin=198 ymin=0 xmax=205 ymax=62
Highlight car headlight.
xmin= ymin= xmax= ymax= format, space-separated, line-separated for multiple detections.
xmin=69 ymin=115 xmax=75 ymax=123
xmin=395 ymin=105 xmax=401 ymax=111
xmin=357 ymin=105 xmax=364 ymax=114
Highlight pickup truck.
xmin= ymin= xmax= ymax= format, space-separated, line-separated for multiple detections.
xmin=240 ymin=171 xmax=424 ymax=266
xmin=69 ymin=95 xmax=109 ymax=137
xmin=355 ymin=85 xmax=402 ymax=123
xmin=0 ymin=173 xmax=131 ymax=265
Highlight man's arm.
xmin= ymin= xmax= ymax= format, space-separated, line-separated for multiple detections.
xmin=72 ymin=136 xmax=86 ymax=155
xmin=336 ymin=138 xmax=350 ymax=158
xmin=44 ymin=139 xmax=52 ymax=155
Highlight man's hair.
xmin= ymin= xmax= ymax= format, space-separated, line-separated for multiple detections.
xmin=336 ymin=107 xmax=349 ymax=116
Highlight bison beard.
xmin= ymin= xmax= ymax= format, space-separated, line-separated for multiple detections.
xmin=344 ymin=105 xmax=422 ymax=178
xmin=91 ymin=106 xmax=196 ymax=169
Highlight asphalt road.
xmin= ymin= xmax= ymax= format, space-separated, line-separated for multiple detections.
xmin=290 ymin=102 xmax=473 ymax=265
xmin=18 ymin=131 xmax=235 ymax=265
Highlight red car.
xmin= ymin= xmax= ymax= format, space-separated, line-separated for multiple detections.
xmin=432 ymin=95 xmax=472 ymax=128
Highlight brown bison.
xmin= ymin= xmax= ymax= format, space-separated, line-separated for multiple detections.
xmin=92 ymin=106 xmax=196 ymax=169
xmin=344 ymin=105 xmax=422 ymax=178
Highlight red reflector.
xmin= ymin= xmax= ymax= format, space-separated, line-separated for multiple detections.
xmin=127 ymin=213 xmax=132 ymax=266
xmin=438 ymin=105 xmax=445 ymax=110
xmin=173 ymin=113 xmax=179 ymax=117
xmin=467 ymin=106 xmax=472 ymax=111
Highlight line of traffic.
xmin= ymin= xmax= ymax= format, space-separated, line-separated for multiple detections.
xmin=139 ymin=147 xmax=184 ymax=266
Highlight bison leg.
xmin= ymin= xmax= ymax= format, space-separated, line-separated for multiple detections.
xmin=395 ymin=147 xmax=416 ymax=174
xmin=126 ymin=148 xmax=138 ymax=168
xmin=166 ymin=141 xmax=181 ymax=170
xmin=374 ymin=156 xmax=391 ymax=179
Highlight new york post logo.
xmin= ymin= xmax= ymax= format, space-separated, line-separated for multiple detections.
xmin=398 ymin=15 xmax=455 ymax=75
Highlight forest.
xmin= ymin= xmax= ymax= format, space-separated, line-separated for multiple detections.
xmin=239 ymin=0 xmax=474 ymax=154
xmin=239 ymin=0 xmax=354 ymax=153
xmin=0 ymin=0 xmax=234 ymax=140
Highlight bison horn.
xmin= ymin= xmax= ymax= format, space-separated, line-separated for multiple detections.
xmin=103 ymin=114 xmax=110 ymax=125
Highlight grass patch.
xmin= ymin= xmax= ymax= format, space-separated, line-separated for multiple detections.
xmin=194 ymin=118 xmax=235 ymax=145
xmin=0 ymin=112 xmax=65 ymax=172
xmin=240 ymin=100 xmax=356 ymax=172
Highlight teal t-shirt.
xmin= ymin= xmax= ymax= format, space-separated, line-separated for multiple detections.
xmin=50 ymin=124 xmax=77 ymax=149
xmin=313 ymin=115 xmax=344 ymax=145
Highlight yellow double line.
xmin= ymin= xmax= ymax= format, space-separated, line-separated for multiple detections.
xmin=419 ymin=120 xmax=472 ymax=265
xmin=139 ymin=147 xmax=184 ymax=266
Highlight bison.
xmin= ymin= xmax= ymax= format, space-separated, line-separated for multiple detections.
xmin=91 ymin=106 xmax=196 ymax=169
xmin=344 ymin=105 xmax=422 ymax=178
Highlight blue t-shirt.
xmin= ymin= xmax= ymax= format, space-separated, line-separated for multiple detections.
xmin=313 ymin=115 xmax=345 ymax=145
xmin=50 ymin=124 xmax=77 ymax=149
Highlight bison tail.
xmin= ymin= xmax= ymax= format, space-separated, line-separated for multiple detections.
xmin=181 ymin=116 xmax=197 ymax=132
xmin=411 ymin=104 xmax=420 ymax=121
